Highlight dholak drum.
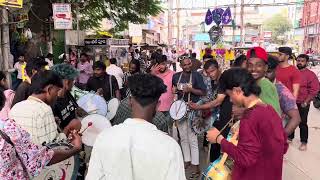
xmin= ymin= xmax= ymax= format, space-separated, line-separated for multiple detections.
xmin=77 ymin=93 xmax=108 ymax=116
xmin=190 ymin=100 xmax=220 ymax=135
xmin=81 ymin=114 xmax=112 ymax=147
xmin=106 ymin=98 xmax=120 ymax=120
xmin=169 ymin=100 xmax=188 ymax=121
xmin=34 ymin=141 xmax=78 ymax=180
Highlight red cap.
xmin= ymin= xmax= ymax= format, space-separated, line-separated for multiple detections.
xmin=246 ymin=47 xmax=268 ymax=62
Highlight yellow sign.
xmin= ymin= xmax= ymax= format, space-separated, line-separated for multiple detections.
xmin=0 ymin=0 xmax=23 ymax=8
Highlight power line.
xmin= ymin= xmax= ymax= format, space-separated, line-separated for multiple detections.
xmin=168 ymin=1 xmax=311 ymax=10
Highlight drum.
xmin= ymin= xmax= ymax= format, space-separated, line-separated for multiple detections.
xmin=169 ymin=100 xmax=188 ymax=121
xmin=70 ymin=86 xmax=89 ymax=100
xmin=77 ymin=93 xmax=108 ymax=116
xmin=190 ymin=100 xmax=220 ymax=135
xmin=106 ymin=98 xmax=120 ymax=120
xmin=34 ymin=141 xmax=78 ymax=180
xmin=81 ymin=114 xmax=112 ymax=147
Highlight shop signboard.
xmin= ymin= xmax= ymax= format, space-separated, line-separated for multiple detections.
xmin=52 ymin=3 xmax=72 ymax=30
xmin=0 ymin=0 xmax=23 ymax=8
xmin=84 ymin=39 xmax=107 ymax=46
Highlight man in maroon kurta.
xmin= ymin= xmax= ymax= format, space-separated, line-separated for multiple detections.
xmin=220 ymin=104 xmax=288 ymax=180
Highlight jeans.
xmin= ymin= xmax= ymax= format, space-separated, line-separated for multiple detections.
xmin=289 ymin=103 xmax=310 ymax=143
xmin=177 ymin=120 xmax=199 ymax=165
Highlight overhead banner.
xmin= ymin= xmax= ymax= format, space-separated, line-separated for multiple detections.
xmin=52 ymin=3 xmax=73 ymax=30
xmin=0 ymin=0 xmax=23 ymax=8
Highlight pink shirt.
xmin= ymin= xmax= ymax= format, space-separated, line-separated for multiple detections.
xmin=77 ymin=61 xmax=93 ymax=84
xmin=156 ymin=70 xmax=174 ymax=112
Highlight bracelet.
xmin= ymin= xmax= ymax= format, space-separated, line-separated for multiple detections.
xmin=215 ymin=134 xmax=222 ymax=144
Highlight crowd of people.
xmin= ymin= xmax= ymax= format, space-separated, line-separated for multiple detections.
xmin=0 ymin=45 xmax=319 ymax=180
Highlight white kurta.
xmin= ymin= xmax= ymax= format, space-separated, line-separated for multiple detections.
xmin=86 ymin=118 xmax=186 ymax=180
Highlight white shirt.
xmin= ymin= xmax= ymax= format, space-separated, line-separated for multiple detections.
xmin=9 ymin=96 xmax=58 ymax=145
xmin=45 ymin=58 xmax=54 ymax=68
xmin=86 ymin=118 xmax=186 ymax=180
xmin=14 ymin=62 xmax=24 ymax=79
xmin=106 ymin=64 xmax=124 ymax=89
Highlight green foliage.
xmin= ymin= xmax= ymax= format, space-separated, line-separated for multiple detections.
xmin=263 ymin=12 xmax=292 ymax=44
xmin=79 ymin=0 xmax=163 ymax=32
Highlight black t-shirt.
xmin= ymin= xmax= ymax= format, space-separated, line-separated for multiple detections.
xmin=211 ymin=79 xmax=233 ymax=132
xmin=86 ymin=73 xmax=119 ymax=101
xmin=11 ymin=81 xmax=31 ymax=108
xmin=52 ymin=92 xmax=78 ymax=129
xmin=172 ymin=71 xmax=207 ymax=103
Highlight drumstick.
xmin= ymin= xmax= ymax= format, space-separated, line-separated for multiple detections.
xmin=80 ymin=122 xmax=93 ymax=134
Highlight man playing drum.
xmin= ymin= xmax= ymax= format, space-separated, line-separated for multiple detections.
xmin=0 ymin=87 xmax=82 ymax=180
xmin=172 ymin=56 xmax=206 ymax=178
xmin=51 ymin=64 xmax=84 ymax=136
xmin=87 ymin=74 xmax=186 ymax=180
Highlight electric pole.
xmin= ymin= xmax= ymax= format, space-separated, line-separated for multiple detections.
xmin=240 ymin=0 xmax=244 ymax=46
xmin=1 ymin=8 xmax=11 ymax=86
xmin=176 ymin=0 xmax=180 ymax=49
xmin=232 ymin=0 xmax=236 ymax=45
xmin=168 ymin=0 xmax=173 ymax=46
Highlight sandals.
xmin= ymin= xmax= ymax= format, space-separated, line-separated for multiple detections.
xmin=299 ymin=143 xmax=307 ymax=151
xmin=189 ymin=172 xmax=200 ymax=179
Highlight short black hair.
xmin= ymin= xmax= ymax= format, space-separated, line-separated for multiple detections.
xmin=128 ymin=74 xmax=167 ymax=107
xmin=191 ymin=53 xmax=197 ymax=58
xmin=267 ymin=55 xmax=279 ymax=70
xmin=46 ymin=53 xmax=54 ymax=59
xmin=80 ymin=53 xmax=88 ymax=58
xmin=219 ymin=68 xmax=261 ymax=97
xmin=297 ymin=54 xmax=309 ymax=61
xmin=110 ymin=58 xmax=117 ymax=64
xmin=0 ymin=71 xmax=6 ymax=81
xmin=204 ymin=60 xmax=219 ymax=70
xmin=93 ymin=61 xmax=106 ymax=70
xmin=25 ymin=57 xmax=49 ymax=77
xmin=130 ymin=59 xmax=141 ymax=72
xmin=30 ymin=70 xmax=63 ymax=94
xmin=233 ymin=55 xmax=247 ymax=67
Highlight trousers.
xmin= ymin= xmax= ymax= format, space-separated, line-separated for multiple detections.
xmin=177 ymin=120 xmax=199 ymax=165
xmin=289 ymin=103 xmax=310 ymax=143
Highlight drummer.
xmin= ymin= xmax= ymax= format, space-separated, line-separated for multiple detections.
xmin=86 ymin=61 xmax=121 ymax=101
xmin=51 ymin=64 xmax=83 ymax=135
xmin=0 ymin=88 xmax=83 ymax=180
xmin=172 ymin=56 xmax=206 ymax=178
xmin=10 ymin=71 xmax=64 ymax=145
xmin=189 ymin=60 xmax=233 ymax=162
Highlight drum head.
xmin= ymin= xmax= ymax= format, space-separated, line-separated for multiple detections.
xmin=34 ymin=143 xmax=77 ymax=180
xmin=81 ymin=114 xmax=112 ymax=146
xmin=106 ymin=98 xmax=120 ymax=120
xmin=169 ymin=100 xmax=187 ymax=121
xmin=77 ymin=93 xmax=108 ymax=116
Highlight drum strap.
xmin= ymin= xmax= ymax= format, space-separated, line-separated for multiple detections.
xmin=109 ymin=75 xmax=114 ymax=98
xmin=0 ymin=128 xmax=31 ymax=178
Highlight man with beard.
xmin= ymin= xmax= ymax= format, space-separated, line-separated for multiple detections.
xmin=122 ymin=59 xmax=144 ymax=98
xmin=87 ymin=61 xmax=121 ymax=101
xmin=288 ymin=54 xmax=319 ymax=151
xmin=52 ymin=64 xmax=83 ymax=135
xmin=172 ymin=56 xmax=206 ymax=178
xmin=276 ymin=47 xmax=301 ymax=98
xmin=150 ymin=55 xmax=175 ymax=133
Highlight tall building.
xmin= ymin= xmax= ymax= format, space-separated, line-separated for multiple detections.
xmin=302 ymin=0 xmax=320 ymax=53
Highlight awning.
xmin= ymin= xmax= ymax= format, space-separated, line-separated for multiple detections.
xmin=193 ymin=33 xmax=210 ymax=42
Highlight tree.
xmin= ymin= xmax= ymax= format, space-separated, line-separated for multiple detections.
xmin=263 ymin=12 xmax=292 ymax=44
xmin=79 ymin=0 xmax=163 ymax=32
